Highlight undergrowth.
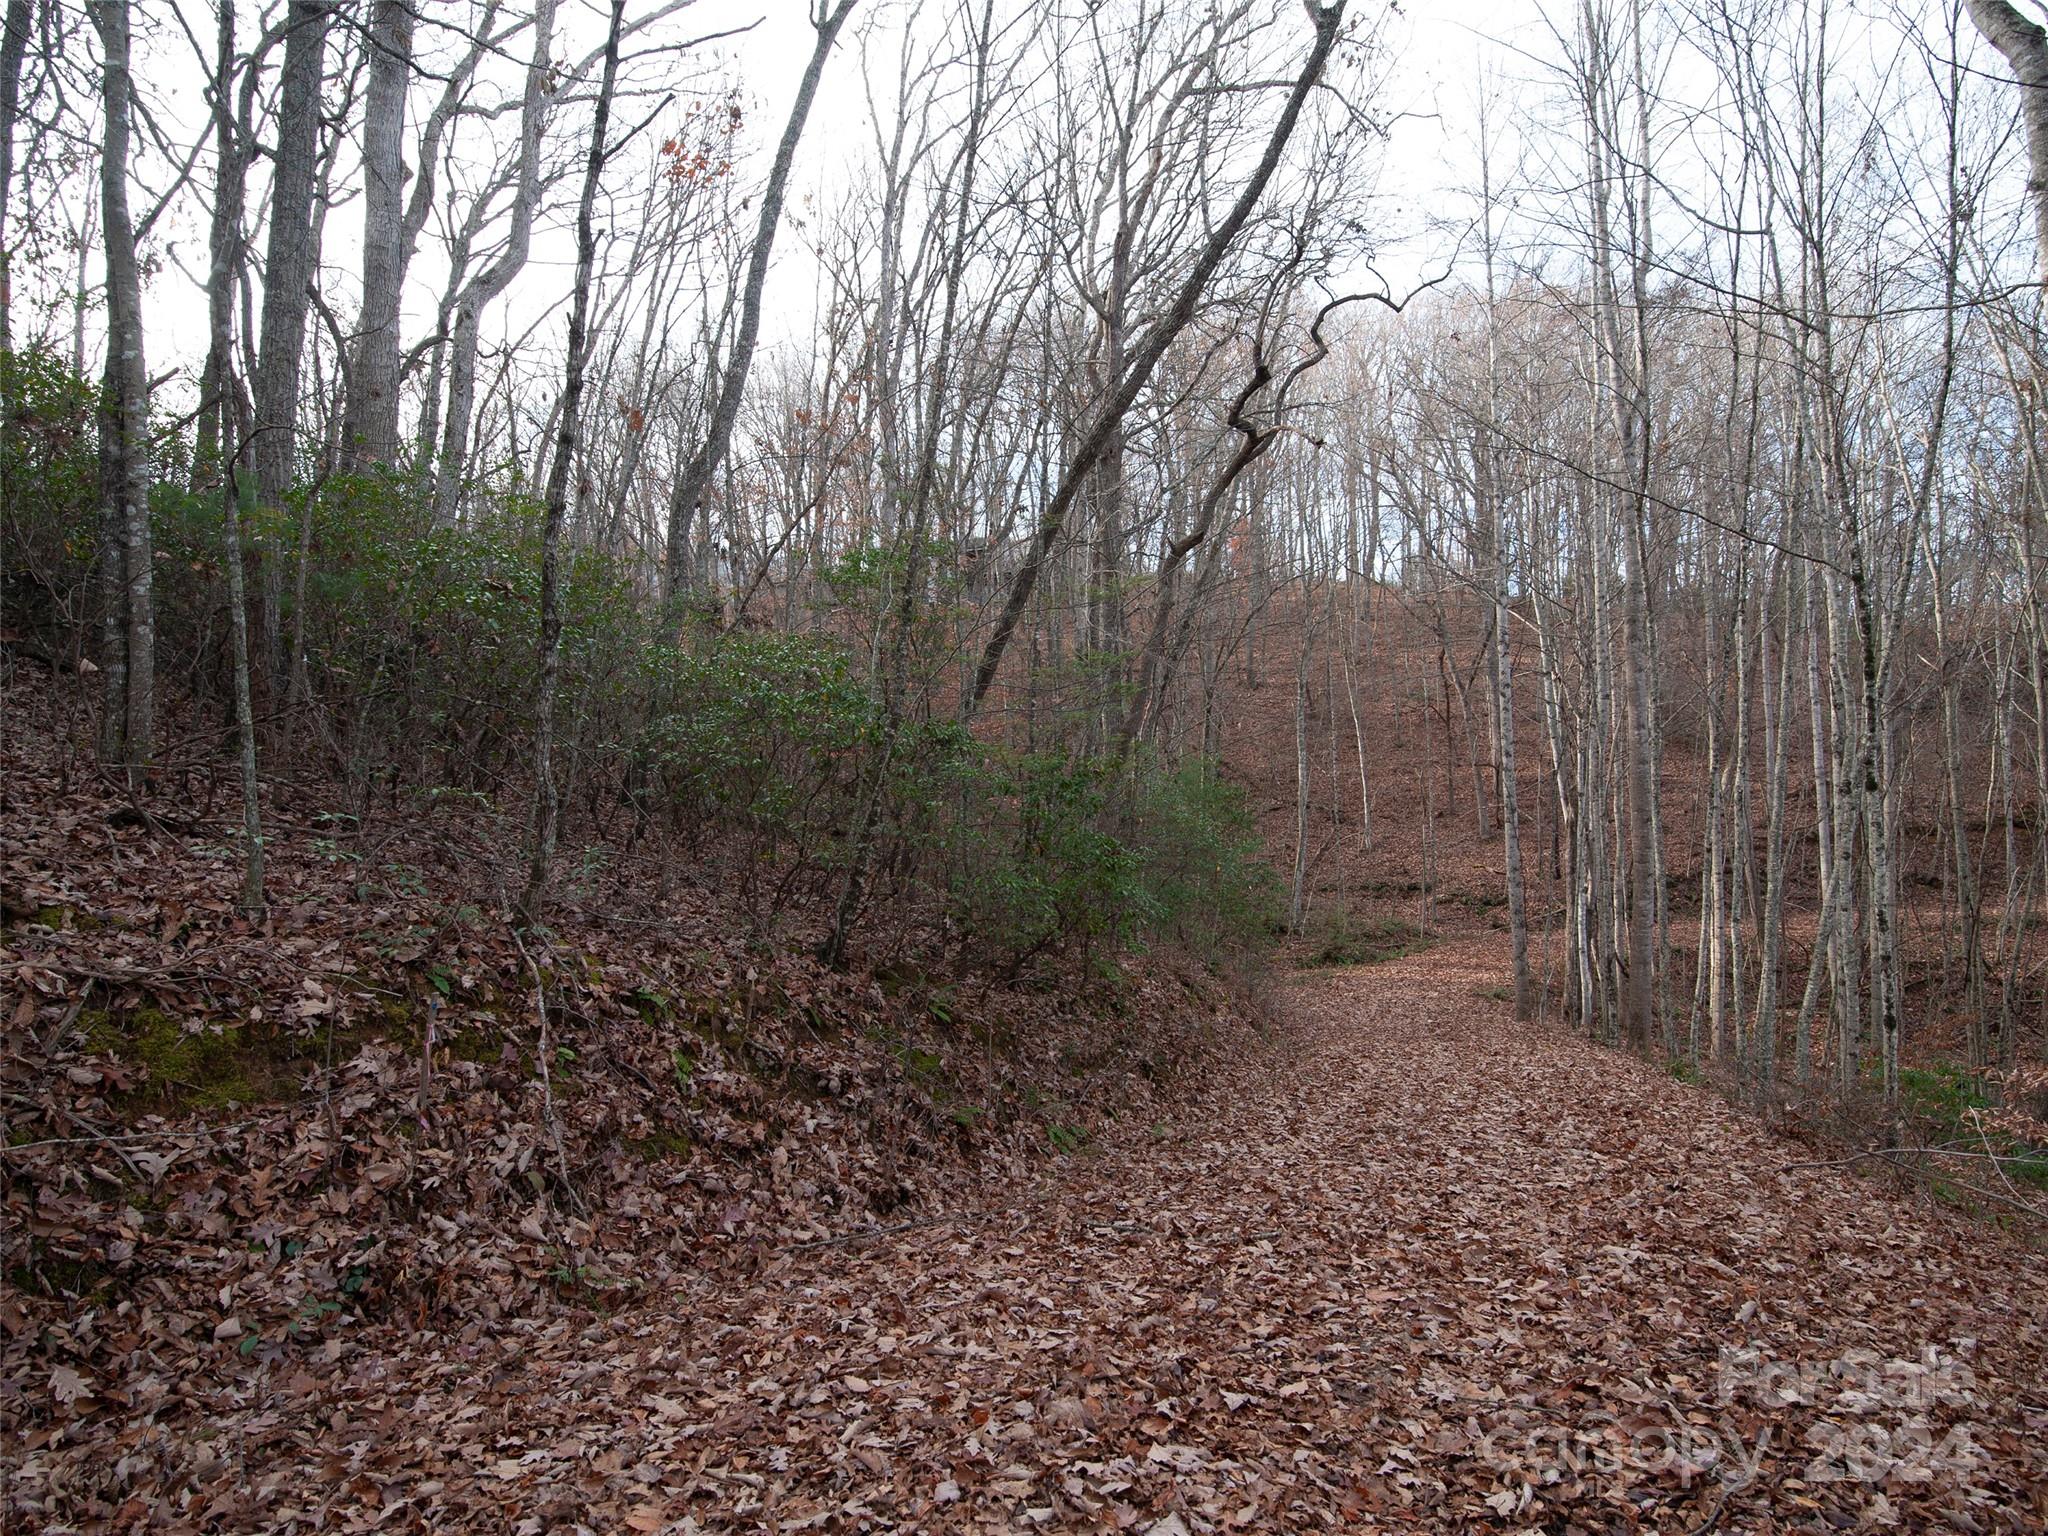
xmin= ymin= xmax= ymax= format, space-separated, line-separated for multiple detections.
xmin=1298 ymin=908 xmax=1432 ymax=969
xmin=3 ymin=357 xmax=1279 ymax=987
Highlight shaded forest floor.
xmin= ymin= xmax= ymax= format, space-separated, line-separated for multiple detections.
xmin=15 ymin=937 xmax=2047 ymax=1532
xmin=12 ymin=589 xmax=2048 ymax=1532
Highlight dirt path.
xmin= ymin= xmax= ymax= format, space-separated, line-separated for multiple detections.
xmin=52 ymin=941 xmax=2048 ymax=1531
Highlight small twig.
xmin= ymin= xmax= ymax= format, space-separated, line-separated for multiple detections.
xmin=416 ymin=994 xmax=438 ymax=1137
xmin=1779 ymin=1147 xmax=2048 ymax=1226
xmin=1780 ymin=1145 xmax=2046 ymax=1172
xmin=323 ymin=1002 xmax=343 ymax=1148
xmin=0 ymin=1118 xmax=276 ymax=1155
xmin=787 ymin=1216 xmax=958 ymax=1252
xmin=1688 ymin=1486 xmax=1731 ymax=1535
xmin=93 ymin=767 xmax=200 ymax=841
xmin=45 ymin=963 xmax=240 ymax=989
xmin=39 ymin=991 xmax=89 ymax=1054
xmin=1975 ymin=1117 xmax=2030 ymax=1204
xmin=507 ymin=921 xmax=587 ymax=1218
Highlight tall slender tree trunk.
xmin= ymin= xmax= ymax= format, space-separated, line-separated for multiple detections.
xmin=1753 ymin=566 xmax=1794 ymax=1096
xmin=1473 ymin=146 xmax=1533 ymax=1012
xmin=341 ymin=0 xmax=414 ymax=470
xmin=1825 ymin=573 xmax=1864 ymax=1092
xmin=1533 ymin=526 xmax=1580 ymax=1029
xmin=1290 ymin=610 xmax=1314 ymax=933
xmin=663 ymin=0 xmax=858 ymax=606
xmin=1699 ymin=614 xmax=1725 ymax=1067
xmin=1495 ymin=561 xmax=1532 ymax=1019
xmin=222 ymin=427 xmax=265 ymax=915
xmin=0 ymin=0 xmax=31 ymax=461
xmin=522 ymin=0 xmax=626 ymax=925
xmin=192 ymin=0 xmax=264 ymax=910
xmin=433 ymin=0 xmax=560 ymax=528
xmin=195 ymin=1 xmax=248 ymax=483
xmin=249 ymin=0 xmax=333 ymax=693
xmin=93 ymin=0 xmax=153 ymax=777
xmin=1619 ymin=547 xmax=1659 ymax=1051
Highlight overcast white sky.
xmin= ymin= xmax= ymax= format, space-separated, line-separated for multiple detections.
xmin=644 ymin=0 xmax=1560 ymax=295
xmin=45 ymin=0 xmax=2004 ymax=412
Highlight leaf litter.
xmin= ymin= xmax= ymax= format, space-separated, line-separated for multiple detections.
xmin=4 ymin=685 xmax=2046 ymax=1531
xmin=11 ymin=901 xmax=2047 ymax=1530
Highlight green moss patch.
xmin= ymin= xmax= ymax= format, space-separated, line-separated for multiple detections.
xmin=79 ymin=1005 xmax=372 ymax=1112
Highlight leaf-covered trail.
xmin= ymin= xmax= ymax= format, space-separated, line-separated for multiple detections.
xmin=169 ymin=942 xmax=2048 ymax=1530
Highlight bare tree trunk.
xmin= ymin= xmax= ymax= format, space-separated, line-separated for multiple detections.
xmin=1753 ymin=565 xmax=1794 ymax=1095
xmin=251 ymin=0 xmax=331 ymax=492
xmin=1727 ymin=584 xmax=1752 ymax=1076
xmin=434 ymin=0 xmax=561 ymax=527
xmin=0 ymin=0 xmax=30 ymax=453
xmin=1533 ymin=517 xmax=1580 ymax=1029
xmin=1343 ymin=629 xmax=1372 ymax=852
xmin=522 ymin=0 xmax=626 ymax=925
xmin=221 ymin=429 xmax=265 ymax=914
xmin=1472 ymin=138 xmax=1533 ymax=1011
xmin=1696 ymin=598 xmax=1725 ymax=1067
xmin=1579 ymin=0 xmax=1660 ymax=1051
xmin=194 ymin=1 xmax=250 ymax=484
xmin=1619 ymin=556 xmax=1658 ymax=1050
xmin=1824 ymin=574 xmax=1864 ymax=1092
xmin=1833 ymin=466 xmax=1898 ymax=1101
xmin=1495 ymin=563 xmax=1532 ymax=1018
xmin=1993 ymin=633 xmax=2022 ymax=1066
xmin=189 ymin=0 xmax=264 ymax=910
xmin=663 ymin=0 xmax=857 ymax=604
xmin=1588 ymin=493 xmax=1621 ymax=1043
xmin=249 ymin=0 xmax=332 ymax=694
xmin=92 ymin=0 xmax=153 ymax=777
xmin=340 ymin=0 xmax=413 ymax=470
xmin=1290 ymin=606 xmax=1315 ymax=933
xmin=1792 ymin=563 xmax=1831 ymax=1085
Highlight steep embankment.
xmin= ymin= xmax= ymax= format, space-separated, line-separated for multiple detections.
xmin=0 ymin=673 xmax=1266 ymax=1531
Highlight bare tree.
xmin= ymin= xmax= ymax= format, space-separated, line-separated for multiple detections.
xmin=248 ymin=0 xmax=334 ymax=693
xmin=966 ymin=0 xmax=1347 ymax=714
xmin=662 ymin=0 xmax=858 ymax=606
xmin=0 ymin=0 xmax=31 ymax=386
xmin=339 ymin=0 xmax=415 ymax=470
xmin=523 ymin=0 xmax=628 ymax=924
xmin=91 ymin=0 xmax=152 ymax=775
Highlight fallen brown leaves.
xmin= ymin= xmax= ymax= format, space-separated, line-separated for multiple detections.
xmin=0 ymin=682 xmax=1259 ymax=1530
xmin=5 ymin=677 xmax=2047 ymax=1532
xmin=12 ymin=919 xmax=2048 ymax=1530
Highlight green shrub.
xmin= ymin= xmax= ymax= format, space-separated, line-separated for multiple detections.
xmin=1125 ymin=758 xmax=1277 ymax=961
xmin=296 ymin=483 xmax=644 ymax=794
xmin=946 ymin=753 xmax=1146 ymax=976
xmin=1887 ymin=1060 xmax=2048 ymax=1193
xmin=0 ymin=347 xmax=100 ymax=649
xmin=639 ymin=632 xmax=891 ymax=915
xmin=946 ymin=752 xmax=1275 ymax=978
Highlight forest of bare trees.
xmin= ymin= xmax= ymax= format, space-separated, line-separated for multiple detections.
xmin=20 ymin=7 xmax=2048 ymax=1529
xmin=8 ymin=0 xmax=2048 ymax=1128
